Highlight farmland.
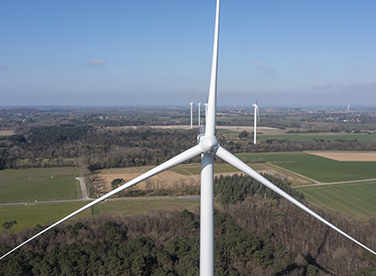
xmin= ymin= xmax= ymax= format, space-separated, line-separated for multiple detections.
xmin=297 ymin=180 xmax=376 ymax=218
xmin=258 ymin=132 xmax=376 ymax=143
xmin=0 ymin=202 xmax=90 ymax=233
xmin=0 ymin=167 xmax=80 ymax=203
xmin=1 ymin=106 xmax=376 ymax=231
xmin=91 ymin=197 xmax=199 ymax=216
xmin=235 ymin=152 xmax=376 ymax=183
xmin=234 ymin=151 xmax=376 ymax=218
xmin=0 ymin=198 xmax=199 ymax=233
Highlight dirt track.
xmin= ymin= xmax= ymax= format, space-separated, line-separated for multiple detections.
xmin=0 ymin=130 xmax=15 ymax=136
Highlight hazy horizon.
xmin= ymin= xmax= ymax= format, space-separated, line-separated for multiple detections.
xmin=1 ymin=1 xmax=375 ymax=107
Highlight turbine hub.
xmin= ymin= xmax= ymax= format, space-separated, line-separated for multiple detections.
xmin=199 ymin=135 xmax=219 ymax=154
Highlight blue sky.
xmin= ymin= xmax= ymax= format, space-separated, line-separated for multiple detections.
xmin=1 ymin=0 xmax=375 ymax=107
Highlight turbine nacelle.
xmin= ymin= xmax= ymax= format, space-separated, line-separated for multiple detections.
xmin=199 ymin=135 xmax=219 ymax=154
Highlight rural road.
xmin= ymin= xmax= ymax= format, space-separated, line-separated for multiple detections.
xmin=0 ymin=195 xmax=199 ymax=207
xmin=75 ymin=177 xmax=90 ymax=200
xmin=293 ymin=178 xmax=376 ymax=188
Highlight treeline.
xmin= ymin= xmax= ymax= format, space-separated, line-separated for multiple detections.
xmin=214 ymin=174 xmax=304 ymax=204
xmin=1 ymin=198 xmax=376 ymax=275
xmin=1 ymin=125 xmax=376 ymax=171
xmin=224 ymin=137 xmax=376 ymax=154
xmin=0 ymin=127 xmax=199 ymax=170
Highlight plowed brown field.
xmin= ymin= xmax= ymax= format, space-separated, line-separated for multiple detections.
xmin=307 ymin=151 xmax=376 ymax=161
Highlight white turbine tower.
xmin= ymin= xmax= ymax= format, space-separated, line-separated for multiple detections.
xmin=1 ymin=1 xmax=375 ymax=274
xmin=252 ymin=103 xmax=259 ymax=144
xmin=198 ymin=102 xmax=201 ymax=127
xmin=190 ymin=101 xmax=193 ymax=129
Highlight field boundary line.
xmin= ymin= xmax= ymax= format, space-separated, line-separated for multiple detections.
xmin=294 ymin=178 xmax=376 ymax=188
xmin=266 ymin=162 xmax=319 ymax=184
xmin=331 ymin=186 xmax=375 ymax=211
xmin=305 ymin=189 xmax=358 ymax=217
xmin=177 ymin=165 xmax=194 ymax=175
xmin=0 ymin=195 xmax=199 ymax=207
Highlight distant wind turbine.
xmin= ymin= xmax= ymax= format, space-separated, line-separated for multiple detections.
xmin=1 ymin=1 xmax=375 ymax=275
xmin=252 ymin=102 xmax=259 ymax=144
xmin=198 ymin=102 xmax=201 ymax=127
xmin=190 ymin=101 xmax=193 ymax=129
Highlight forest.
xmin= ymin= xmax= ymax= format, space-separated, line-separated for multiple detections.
xmin=1 ymin=174 xmax=376 ymax=275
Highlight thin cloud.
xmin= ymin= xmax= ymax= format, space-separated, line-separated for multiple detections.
xmin=254 ymin=62 xmax=276 ymax=73
xmin=85 ymin=58 xmax=106 ymax=66
xmin=312 ymin=84 xmax=334 ymax=89
xmin=337 ymin=83 xmax=355 ymax=88
xmin=0 ymin=63 xmax=8 ymax=69
xmin=354 ymin=55 xmax=372 ymax=60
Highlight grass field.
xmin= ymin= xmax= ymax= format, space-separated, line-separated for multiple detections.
xmin=0 ymin=198 xmax=199 ymax=233
xmin=171 ymin=163 xmax=241 ymax=175
xmin=258 ymin=132 xmax=376 ymax=142
xmin=0 ymin=202 xmax=91 ymax=233
xmin=236 ymin=152 xmax=376 ymax=183
xmin=91 ymin=198 xmax=199 ymax=216
xmin=0 ymin=167 xmax=80 ymax=203
xmin=297 ymin=181 xmax=376 ymax=218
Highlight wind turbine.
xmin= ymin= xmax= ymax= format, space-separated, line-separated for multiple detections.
xmin=198 ymin=102 xmax=201 ymax=127
xmin=252 ymin=102 xmax=260 ymax=144
xmin=190 ymin=100 xmax=193 ymax=129
xmin=1 ymin=1 xmax=375 ymax=275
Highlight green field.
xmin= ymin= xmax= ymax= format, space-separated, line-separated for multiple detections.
xmin=171 ymin=163 xmax=240 ymax=175
xmin=297 ymin=181 xmax=376 ymax=218
xmin=216 ymin=129 xmax=238 ymax=134
xmin=92 ymin=198 xmax=199 ymax=216
xmin=236 ymin=152 xmax=376 ymax=182
xmin=0 ymin=202 xmax=90 ymax=233
xmin=0 ymin=198 xmax=199 ymax=233
xmin=0 ymin=167 xmax=80 ymax=203
xmin=258 ymin=132 xmax=376 ymax=142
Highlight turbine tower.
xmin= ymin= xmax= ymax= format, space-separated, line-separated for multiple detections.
xmin=1 ymin=1 xmax=375 ymax=274
xmin=190 ymin=101 xmax=193 ymax=129
xmin=252 ymin=103 xmax=259 ymax=144
xmin=198 ymin=102 xmax=201 ymax=127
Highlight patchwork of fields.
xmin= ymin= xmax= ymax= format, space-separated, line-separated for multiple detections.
xmin=235 ymin=152 xmax=376 ymax=218
xmin=236 ymin=152 xmax=376 ymax=182
xmin=258 ymin=132 xmax=376 ymax=142
xmin=1 ymin=150 xmax=375 ymax=233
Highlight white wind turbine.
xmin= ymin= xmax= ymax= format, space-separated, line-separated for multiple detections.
xmin=197 ymin=102 xmax=201 ymax=127
xmin=252 ymin=102 xmax=260 ymax=144
xmin=1 ymin=1 xmax=375 ymax=274
xmin=190 ymin=100 xmax=193 ymax=129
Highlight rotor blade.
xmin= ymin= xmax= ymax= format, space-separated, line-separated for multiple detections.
xmin=205 ymin=0 xmax=220 ymax=137
xmin=0 ymin=145 xmax=203 ymax=260
xmin=215 ymin=146 xmax=376 ymax=256
xmin=257 ymin=105 xmax=260 ymax=123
